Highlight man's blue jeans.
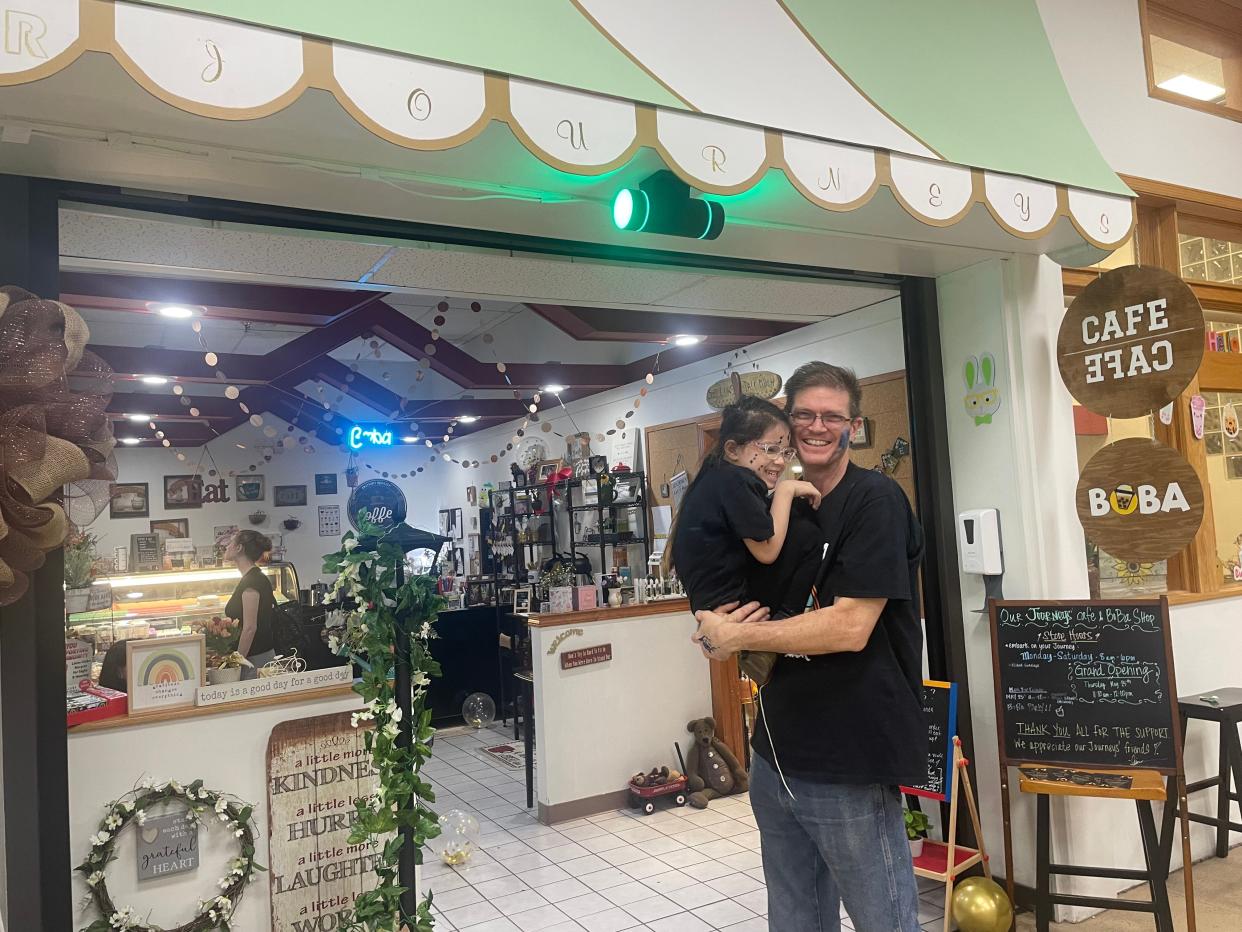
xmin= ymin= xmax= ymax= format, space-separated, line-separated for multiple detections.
xmin=750 ymin=753 xmax=920 ymax=931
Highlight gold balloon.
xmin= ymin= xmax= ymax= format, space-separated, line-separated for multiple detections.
xmin=952 ymin=877 xmax=1014 ymax=932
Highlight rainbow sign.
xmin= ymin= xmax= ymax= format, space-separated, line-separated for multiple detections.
xmin=137 ymin=649 xmax=197 ymax=686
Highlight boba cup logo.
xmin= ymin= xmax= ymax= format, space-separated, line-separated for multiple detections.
xmin=1086 ymin=482 xmax=1190 ymax=517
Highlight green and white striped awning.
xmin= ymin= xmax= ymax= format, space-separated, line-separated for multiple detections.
xmin=0 ymin=0 xmax=1133 ymax=252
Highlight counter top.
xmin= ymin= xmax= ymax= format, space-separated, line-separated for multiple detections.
xmin=68 ymin=682 xmax=360 ymax=734
xmin=526 ymin=598 xmax=690 ymax=628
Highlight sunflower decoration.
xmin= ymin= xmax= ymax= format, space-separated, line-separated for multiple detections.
xmin=1112 ymin=559 xmax=1156 ymax=587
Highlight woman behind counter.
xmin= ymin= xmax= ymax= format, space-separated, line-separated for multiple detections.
xmin=223 ymin=529 xmax=277 ymax=678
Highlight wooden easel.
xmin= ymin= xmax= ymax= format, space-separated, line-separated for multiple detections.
xmin=912 ymin=737 xmax=991 ymax=932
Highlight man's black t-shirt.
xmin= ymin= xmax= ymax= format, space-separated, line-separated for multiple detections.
xmin=751 ymin=462 xmax=925 ymax=786
xmin=671 ymin=462 xmax=774 ymax=613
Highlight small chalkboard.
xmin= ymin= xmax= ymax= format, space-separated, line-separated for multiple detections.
xmin=989 ymin=599 xmax=1181 ymax=772
xmin=901 ymin=680 xmax=957 ymax=803
xmin=130 ymin=533 xmax=161 ymax=572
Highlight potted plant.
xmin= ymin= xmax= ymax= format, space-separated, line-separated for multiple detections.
xmin=208 ymin=651 xmax=250 ymax=684
xmin=203 ymin=615 xmax=240 ymax=680
xmin=64 ymin=530 xmax=100 ymax=614
xmin=904 ymin=809 xmax=931 ymax=858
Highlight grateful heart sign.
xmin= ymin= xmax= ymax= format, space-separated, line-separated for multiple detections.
xmin=1057 ymin=265 xmax=1204 ymax=419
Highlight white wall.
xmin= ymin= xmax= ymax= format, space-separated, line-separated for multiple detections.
xmin=530 ymin=610 xmax=710 ymax=813
xmin=1039 ymin=0 xmax=1242 ymax=199
xmin=66 ymin=692 xmax=363 ymax=932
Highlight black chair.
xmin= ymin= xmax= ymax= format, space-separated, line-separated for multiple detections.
xmin=1160 ymin=688 xmax=1242 ymax=861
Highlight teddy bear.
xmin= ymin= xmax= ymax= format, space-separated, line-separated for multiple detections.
xmin=684 ymin=717 xmax=748 ymax=808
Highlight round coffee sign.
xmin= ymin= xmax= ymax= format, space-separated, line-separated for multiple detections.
xmin=1057 ymin=265 xmax=1204 ymax=419
xmin=347 ymin=479 xmax=407 ymax=532
xmin=1076 ymin=437 xmax=1203 ymax=562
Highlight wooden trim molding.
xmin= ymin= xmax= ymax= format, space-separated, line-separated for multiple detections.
xmin=526 ymin=599 xmax=691 ymax=628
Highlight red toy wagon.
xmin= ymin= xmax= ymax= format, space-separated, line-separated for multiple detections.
xmin=628 ymin=775 xmax=688 ymax=814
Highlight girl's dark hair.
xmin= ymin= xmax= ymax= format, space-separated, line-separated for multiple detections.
xmin=663 ymin=396 xmax=790 ymax=573
xmin=234 ymin=529 xmax=273 ymax=563
xmin=98 ymin=640 xmax=128 ymax=692
xmin=701 ymin=395 xmax=791 ymax=472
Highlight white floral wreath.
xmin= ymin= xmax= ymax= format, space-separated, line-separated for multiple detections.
xmin=75 ymin=779 xmax=263 ymax=932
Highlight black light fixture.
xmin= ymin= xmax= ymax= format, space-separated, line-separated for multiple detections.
xmin=612 ymin=170 xmax=725 ymax=240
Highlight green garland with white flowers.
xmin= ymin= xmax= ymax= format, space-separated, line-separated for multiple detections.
xmin=323 ymin=518 xmax=444 ymax=932
xmin=75 ymin=779 xmax=263 ymax=932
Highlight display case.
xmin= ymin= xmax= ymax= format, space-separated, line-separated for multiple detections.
xmin=66 ymin=563 xmax=301 ymax=652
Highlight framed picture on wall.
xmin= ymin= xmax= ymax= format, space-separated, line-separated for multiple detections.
xmin=850 ymin=417 xmax=873 ymax=449
xmin=126 ymin=634 xmax=205 ymax=715
xmin=315 ymin=473 xmax=338 ymax=496
xmin=536 ymin=459 xmax=563 ymax=482
xmin=273 ymin=485 xmax=308 ymax=507
xmin=163 ymin=475 xmax=203 ymax=509
xmin=513 ymin=587 xmax=532 ymax=615
xmin=109 ymin=482 xmax=150 ymax=519
xmin=150 ymin=518 xmax=190 ymax=541
xmin=466 ymin=486 xmax=477 ymax=506
xmin=235 ymin=474 xmax=265 ymax=502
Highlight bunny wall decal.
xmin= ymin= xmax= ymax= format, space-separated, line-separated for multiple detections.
xmin=964 ymin=352 xmax=1002 ymax=426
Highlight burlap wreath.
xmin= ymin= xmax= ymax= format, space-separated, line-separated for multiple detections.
xmin=0 ymin=286 xmax=116 ymax=607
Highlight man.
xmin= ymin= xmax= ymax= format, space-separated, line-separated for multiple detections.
xmin=693 ymin=361 xmax=925 ymax=932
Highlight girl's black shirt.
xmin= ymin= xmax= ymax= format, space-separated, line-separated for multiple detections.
xmin=672 ymin=462 xmax=823 ymax=619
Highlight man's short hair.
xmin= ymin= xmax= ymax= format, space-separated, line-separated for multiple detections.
xmin=784 ymin=361 xmax=863 ymax=419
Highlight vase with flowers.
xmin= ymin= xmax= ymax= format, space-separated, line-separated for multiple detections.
xmin=203 ymin=615 xmax=243 ymax=682
xmin=64 ymin=530 xmax=100 ymax=614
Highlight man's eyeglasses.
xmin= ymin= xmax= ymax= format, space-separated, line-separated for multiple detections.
xmin=790 ymin=410 xmax=853 ymax=428
xmin=750 ymin=441 xmax=798 ymax=460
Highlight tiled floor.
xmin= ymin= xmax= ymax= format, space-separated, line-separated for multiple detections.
xmin=419 ymin=725 xmax=949 ymax=931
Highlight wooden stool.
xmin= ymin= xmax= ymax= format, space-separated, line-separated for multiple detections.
xmin=1160 ymin=688 xmax=1242 ymax=861
xmin=1020 ymin=768 xmax=1173 ymax=932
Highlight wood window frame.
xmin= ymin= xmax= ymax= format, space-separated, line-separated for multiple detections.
xmin=1140 ymin=0 xmax=1242 ymax=123
xmin=1065 ymin=174 xmax=1242 ymax=602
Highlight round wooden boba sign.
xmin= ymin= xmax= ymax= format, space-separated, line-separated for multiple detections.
xmin=1076 ymin=437 xmax=1203 ymax=562
xmin=1058 ymin=265 xmax=1204 ymax=419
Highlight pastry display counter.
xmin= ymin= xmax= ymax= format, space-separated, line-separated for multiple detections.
xmin=66 ymin=562 xmax=300 ymax=651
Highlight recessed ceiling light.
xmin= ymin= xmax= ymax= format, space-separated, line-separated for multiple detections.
xmin=1157 ymin=74 xmax=1225 ymax=102
xmin=126 ymin=592 xmax=144 ymax=599
xmin=140 ymin=375 xmax=168 ymax=385
xmin=127 ymin=413 xmax=151 ymax=422
xmin=672 ymin=335 xmax=703 ymax=347
xmin=401 ymin=436 xmax=419 ymax=443
xmin=156 ymin=305 xmax=195 ymax=319
xmin=542 ymin=384 xmax=567 ymax=394
xmin=458 ymin=415 xmax=480 ymax=423
xmin=120 ymin=437 xmax=141 ymax=445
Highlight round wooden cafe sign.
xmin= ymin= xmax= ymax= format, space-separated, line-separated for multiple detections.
xmin=1058 ymin=265 xmax=1204 ymax=419
xmin=1076 ymin=437 xmax=1204 ymax=562
xmin=347 ymin=479 xmax=407 ymax=532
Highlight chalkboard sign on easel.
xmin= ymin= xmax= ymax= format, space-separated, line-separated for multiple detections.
xmin=901 ymin=680 xmax=958 ymax=803
xmin=989 ymin=598 xmax=1197 ymax=931
xmin=990 ymin=600 xmax=1179 ymax=771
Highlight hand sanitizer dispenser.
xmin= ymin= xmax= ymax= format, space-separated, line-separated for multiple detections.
xmin=957 ymin=508 xmax=1003 ymax=575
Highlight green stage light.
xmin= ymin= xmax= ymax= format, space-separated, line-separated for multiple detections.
xmin=610 ymin=171 xmax=724 ymax=240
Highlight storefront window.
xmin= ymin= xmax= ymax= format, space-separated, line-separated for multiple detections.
xmin=1181 ymin=229 xmax=1242 ymax=285
xmin=1074 ymin=407 xmax=1168 ymax=597
xmin=1142 ymin=1 xmax=1242 ymax=119
xmin=1192 ymin=387 xmax=1242 ymax=585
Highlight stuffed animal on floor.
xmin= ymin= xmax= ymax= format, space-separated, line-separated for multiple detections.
xmin=684 ymin=717 xmax=748 ymax=808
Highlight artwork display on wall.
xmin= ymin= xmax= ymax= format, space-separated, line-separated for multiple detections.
xmin=236 ymin=474 xmax=265 ymax=502
xmin=150 ymin=518 xmax=190 ymax=541
xmin=318 ymin=505 xmax=341 ymax=537
xmin=125 ymin=634 xmax=205 ymax=715
xmin=273 ymin=485 xmax=308 ymax=507
xmin=850 ymin=417 xmax=873 ymax=449
xmin=109 ymin=482 xmax=150 ymax=518
xmin=466 ymin=485 xmax=477 ymax=506
xmin=315 ymin=473 xmax=338 ymax=495
xmin=163 ymin=475 xmax=203 ymax=509
xmin=536 ymin=459 xmax=562 ymax=482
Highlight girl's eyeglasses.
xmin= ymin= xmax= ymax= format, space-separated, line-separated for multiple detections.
xmin=751 ymin=441 xmax=798 ymax=460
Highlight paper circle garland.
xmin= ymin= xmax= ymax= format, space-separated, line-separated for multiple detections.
xmin=76 ymin=779 xmax=261 ymax=932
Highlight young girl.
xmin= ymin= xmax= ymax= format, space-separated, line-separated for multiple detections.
xmin=669 ymin=396 xmax=823 ymax=683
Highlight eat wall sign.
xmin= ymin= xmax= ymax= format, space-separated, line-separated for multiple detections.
xmin=1057 ymin=265 xmax=1204 ymax=419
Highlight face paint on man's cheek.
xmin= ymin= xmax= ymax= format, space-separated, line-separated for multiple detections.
xmin=838 ymin=431 xmax=850 ymax=450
